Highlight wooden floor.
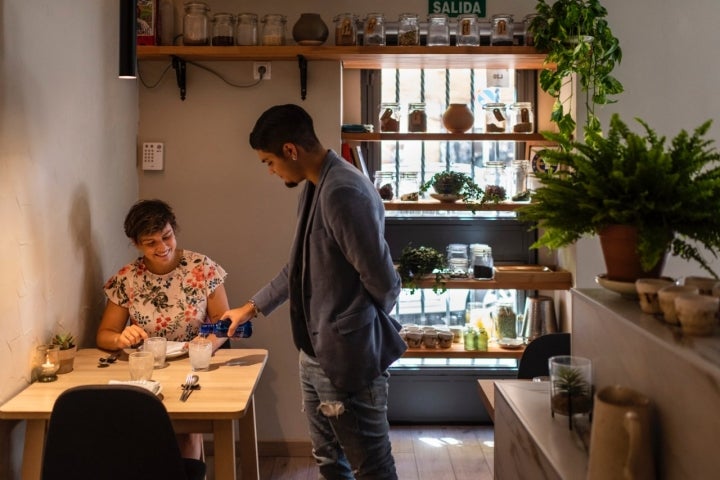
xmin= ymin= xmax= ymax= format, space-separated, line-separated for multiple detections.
xmin=208 ymin=424 xmax=494 ymax=480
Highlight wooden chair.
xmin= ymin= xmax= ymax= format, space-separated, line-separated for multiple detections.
xmin=41 ymin=384 xmax=205 ymax=480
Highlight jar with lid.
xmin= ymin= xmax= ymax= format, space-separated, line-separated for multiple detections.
xmin=446 ymin=244 xmax=469 ymax=276
xmin=378 ymin=102 xmax=401 ymax=132
xmin=492 ymin=302 xmax=517 ymax=340
xmin=508 ymin=102 xmax=534 ymax=133
xmin=482 ymin=161 xmax=508 ymax=199
xmin=490 ymin=13 xmax=514 ymax=46
xmin=333 ymin=13 xmax=358 ymax=46
xmin=211 ymin=13 xmax=235 ymax=46
xmin=456 ymin=14 xmax=480 ymax=46
xmin=261 ymin=14 xmax=286 ymax=46
xmin=426 ymin=13 xmax=450 ymax=46
xmin=398 ymin=172 xmax=420 ymax=201
xmin=407 ymin=102 xmax=427 ymax=132
xmin=397 ymin=13 xmax=419 ymax=46
xmin=483 ymin=102 xmax=507 ymax=133
xmin=374 ymin=171 xmax=396 ymax=201
xmin=183 ymin=2 xmax=210 ymax=46
xmin=236 ymin=13 xmax=258 ymax=46
xmin=363 ymin=13 xmax=385 ymax=46
xmin=469 ymin=243 xmax=494 ymax=280
xmin=522 ymin=14 xmax=539 ymax=46
xmin=509 ymin=160 xmax=530 ymax=199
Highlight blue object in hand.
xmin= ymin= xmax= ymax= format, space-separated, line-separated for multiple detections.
xmin=212 ymin=319 xmax=253 ymax=338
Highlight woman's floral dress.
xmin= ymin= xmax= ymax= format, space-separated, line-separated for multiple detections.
xmin=104 ymin=250 xmax=227 ymax=341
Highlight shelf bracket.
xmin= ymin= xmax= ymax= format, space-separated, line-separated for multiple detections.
xmin=171 ymin=55 xmax=187 ymax=101
xmin=297 ymin=54 xmax=307 ymax=100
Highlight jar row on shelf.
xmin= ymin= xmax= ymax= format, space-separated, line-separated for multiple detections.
xmin=379 ymin=102 xmax=534 ymax=134
xmin=166 ymin=6 xmax=540 ymax=47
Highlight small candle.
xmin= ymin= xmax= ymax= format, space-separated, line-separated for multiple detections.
xmin=41 ymin=354 xmax=56 ymax=374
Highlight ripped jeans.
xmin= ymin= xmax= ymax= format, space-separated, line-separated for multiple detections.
xmin=299 ymin=350 xmax=398 ymax=480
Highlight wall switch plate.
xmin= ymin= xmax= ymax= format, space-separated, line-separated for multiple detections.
xmin=142 ymin=142 xmax=164 ymax=171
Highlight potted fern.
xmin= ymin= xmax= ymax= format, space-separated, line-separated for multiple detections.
xmin=52 ymin=332 xmax=77 ymax=374
xmin=517 ymin=113 xmax=720 ymax=283
xmin=529 ymin=0 xmax=623 ymax=141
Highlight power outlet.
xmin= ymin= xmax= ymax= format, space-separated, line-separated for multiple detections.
xmin=253 ymin=62 xmax=271 ymax=80
xmin=142 ymin=142 xmax=164 ymax=171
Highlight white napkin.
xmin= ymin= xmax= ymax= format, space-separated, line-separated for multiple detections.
xmin=166 ymin=341 xmax=187 ymax=355
xmin=108 ymin=379 xmax=161 ymax=395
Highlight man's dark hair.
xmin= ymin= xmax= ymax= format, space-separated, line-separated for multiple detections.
xmin=249 ymin=104 xmax=320 ymax=156
xmin=123 ymin=199 xmax=179 ymax=243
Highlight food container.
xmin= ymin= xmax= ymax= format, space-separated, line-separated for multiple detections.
xmin=261 ymin=14 xmax=286 ymax=46
xmin=483 ymin=102 xmax=507 ymax=133
xmin=374 ymin=171 xmax=396 ymax=200
xmin=426 ymin=13 xmax=450 ymax=46
xmin=490 ymin=14 xmax=514 ymax=46
xmin=211 ymin=13 xmax=235 ymax=46
xmin=236 ymin=13 xmax=258 ymax=45
xmin=378 ymin=102 xmax=401 ymax=132
xmin=407 ymin=102 xmax=427 ymax=132
xmin=334 ymin=13 xmax=358 ymax=45
xmin=183 ymin=2 xmax=210 ymax=46
xmin=397 ymin=13 xmax=420 ymax=46
xmin=363 ymin=13 xmax=385 ymax=46
xmin=508 ymin=102 xmax=534 ymax=133
xmin=456 ymin=14 xmax=480 ymax=46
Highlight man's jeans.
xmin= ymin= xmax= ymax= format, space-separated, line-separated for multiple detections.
xmin=299 ymin=350 xmax=398 ymax=480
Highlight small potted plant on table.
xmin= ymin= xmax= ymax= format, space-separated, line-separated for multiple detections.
xmin=52 ymin=332 xmax=77 ymax=374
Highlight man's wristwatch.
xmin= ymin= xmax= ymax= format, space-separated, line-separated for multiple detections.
xmin=248 ymin=299 xmax=260 ymax=318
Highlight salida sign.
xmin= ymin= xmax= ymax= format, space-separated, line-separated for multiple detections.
xmin=429 ymin=0 xmax=486 ymax=17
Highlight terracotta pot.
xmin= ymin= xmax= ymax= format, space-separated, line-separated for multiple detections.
xmin=57 ymin=345 xmax=77 ymax=374
xmin=292 ymin=13 xmax=328 ymax=45
xmin=442 ymin=104 xmax=474 ymax=133
xmin=598 ymin=225 xmax=666 ymax=282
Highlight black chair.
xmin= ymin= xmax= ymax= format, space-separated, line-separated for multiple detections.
xmin=517 ymin=332 xmax=571 ymax=379
xmin=41 ymin=385 xmax=205 ymax=480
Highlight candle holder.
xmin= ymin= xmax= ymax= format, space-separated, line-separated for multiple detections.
xmin=35 ymin=344 xmax=60 ymax=382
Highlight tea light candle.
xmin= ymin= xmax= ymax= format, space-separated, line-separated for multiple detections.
xmin=41 ymin=354 xmax=56 ymax=375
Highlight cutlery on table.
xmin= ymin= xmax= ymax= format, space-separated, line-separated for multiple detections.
xmin=97 ymin=352 xmax=119 ymax=368
xmin=179 ymin=373 xmax=200 ymax=401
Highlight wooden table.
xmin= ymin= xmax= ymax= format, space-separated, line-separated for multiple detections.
xmin=0 ymin=348 xmax=268 ymax=480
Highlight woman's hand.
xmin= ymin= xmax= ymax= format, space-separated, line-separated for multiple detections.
xmin=221 ymin=303 xmax=256 ymax=336
xmin=115 ymin=324 xmax=148 ymax=349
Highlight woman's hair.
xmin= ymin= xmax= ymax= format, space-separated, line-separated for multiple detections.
xmin=249 ymin=104 xmax=320 ymax=156
xmin=123 ymin=199 xmax=179 ymax=242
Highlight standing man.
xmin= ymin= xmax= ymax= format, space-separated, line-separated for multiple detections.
xmin=223 ymin=104 xmax=406 ymax=479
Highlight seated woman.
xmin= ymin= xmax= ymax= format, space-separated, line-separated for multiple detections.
xmin=97 ymin=199 xmax=229 ymax=459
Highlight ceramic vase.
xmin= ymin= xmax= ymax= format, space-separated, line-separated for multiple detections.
xmin=292 ymin=13 xmax=329 ymax=45
xmin=442 ymin=104 xmax=474 ymax=133
xmin=599 ymin=224 xmax=666 ymax=282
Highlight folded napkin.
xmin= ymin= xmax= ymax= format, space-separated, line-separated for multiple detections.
xmin=108 ymin=380 xmax=162 ymax=395
xmin=166 ymin=341 xmax=187 ymax=355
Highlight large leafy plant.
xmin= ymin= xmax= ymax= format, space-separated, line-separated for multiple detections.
xmin=517 ymin=114 xmax=720 ymax=277
xmin=529 ymin=0 xmax=623 ymax=141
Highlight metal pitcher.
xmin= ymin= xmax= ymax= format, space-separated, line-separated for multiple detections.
xmin=521 ymin=295 xmax=558 ymax=341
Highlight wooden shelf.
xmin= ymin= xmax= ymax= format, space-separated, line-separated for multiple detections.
xmin=407 ymin=268 xmax=572 ymax=291
xmin=137 ymin=45 xmax=551 ymax=70
xmin=342 ymin=132 xmax=546 ymax=142
xmin=383 ymin=199 xmax=528 ymax=212
xmin=403 ymin=342 xmax=524 ymax=359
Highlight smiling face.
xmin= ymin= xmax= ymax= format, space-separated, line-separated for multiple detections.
xmin=134 ymin=223 xmax=179 ymax=274
xmin=257 ymin=146 xmax=304 ymax=188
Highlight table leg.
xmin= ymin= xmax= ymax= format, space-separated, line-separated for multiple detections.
xmin=212 ymin=420 xmax=236 ymax=480
xmin=21 ymin=420 xmax=46 ymax=480
xmin=237 ymin=395 xmax=259 ymax=480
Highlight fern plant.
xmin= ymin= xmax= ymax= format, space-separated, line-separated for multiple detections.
xmin=517 ymin=114 xmax=720 ymax=277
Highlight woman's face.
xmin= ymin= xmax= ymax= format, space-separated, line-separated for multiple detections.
xmin=135 ymin=223 xmax=178 ymax=271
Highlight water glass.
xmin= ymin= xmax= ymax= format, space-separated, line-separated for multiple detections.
xmin=144 ymin=337 xmax=168 ymax=368
xmin=128 ymin=351 xmax=155 ymax=381
xmin=189 ymin=338 xmax=213 ymax=371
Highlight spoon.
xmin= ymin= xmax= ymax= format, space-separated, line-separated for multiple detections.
xmin=180 ymin=374 xmax=199 ymax=401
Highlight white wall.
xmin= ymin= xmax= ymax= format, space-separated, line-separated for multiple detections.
xmin=0 ymin=0 xmax=139 ymax=474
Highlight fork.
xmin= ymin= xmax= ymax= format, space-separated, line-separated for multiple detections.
xmin=179 ymin=373 xmax=199 ymax=401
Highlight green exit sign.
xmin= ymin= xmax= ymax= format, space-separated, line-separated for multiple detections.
xmin=429 ymin=0 xmax=486 ymax=17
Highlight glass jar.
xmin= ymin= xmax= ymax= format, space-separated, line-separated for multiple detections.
xmin=522 ymin=14 xmax=539 ymax=46
xmin=426 ymin=13 xmax=450 ymax=46
xmin=407 ymin=102 xmax=427 ymax=132
xmin=374 ymin=171 xmax=396 ymax=201
xmin=398 ymin=172 xmax=420 ymax=201
xmin=456 ymin=14 xmax=480 ymax=46
xmin=483 ymin=102 xmax=507 ymax=133
xmin=446 ymin=244 xmax=469 ymax=276
xmin=334 ymin=13 xmax=358 ymax=46
xmin=261 ymin=14 xmax=286 ymax=46
xmin=493 ymin=302 xmax=517 ymax=340
xmin=236 ymin=13 xmax=258 ymax=46
xmin=183 ymin=2 xmax=210 ymax=46
xmin=463 ymin=326 xmax=478 ymax=351
xmin=508 ymin=102 xmax=534 ymax=133
xmin=469 ymin=243 xmax=494 ymax=280
xmin=363 ymin=13 xmax=385 ymax=46
xmin=211 ymin=13 xmax=235 ymax=46
xmin=482 ymin=161 xmax=508 ymax=199
xmin=397 ymin=13 xmax=419 ymax=46
xmin=509 ymin=160 xmax=530 ymax=199
xmin=490 ymin=14 xmax=514 ymax=46
xmin=378 ymin=102 xmax=401 ymax=132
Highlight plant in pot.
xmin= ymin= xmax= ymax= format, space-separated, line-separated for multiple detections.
xmin=52 ymin=332 xmax=77 ymax=374
xmin=529 ymin=0 xmax=623 ymax=141
xmin=550 ymin=363 xmax=593 ymax=417
xmin=397 ymin=244 xmax=447 ymax=294
xmin=517 ymin=113 xmax=720 ymax=284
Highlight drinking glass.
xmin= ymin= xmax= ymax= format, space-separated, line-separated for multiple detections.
xmin=189 ymin=338 xmax=213 ymax=371
xmin=549 ymin=355 xmax=592 ymax=429
xmin=144 ymin=337 xmax=168 ymax=368
xmin=128 ymin=351 xmax=155 ymax=381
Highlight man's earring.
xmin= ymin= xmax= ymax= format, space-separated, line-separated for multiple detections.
xmin=292 ymin=156 xmax=297 ymax=161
